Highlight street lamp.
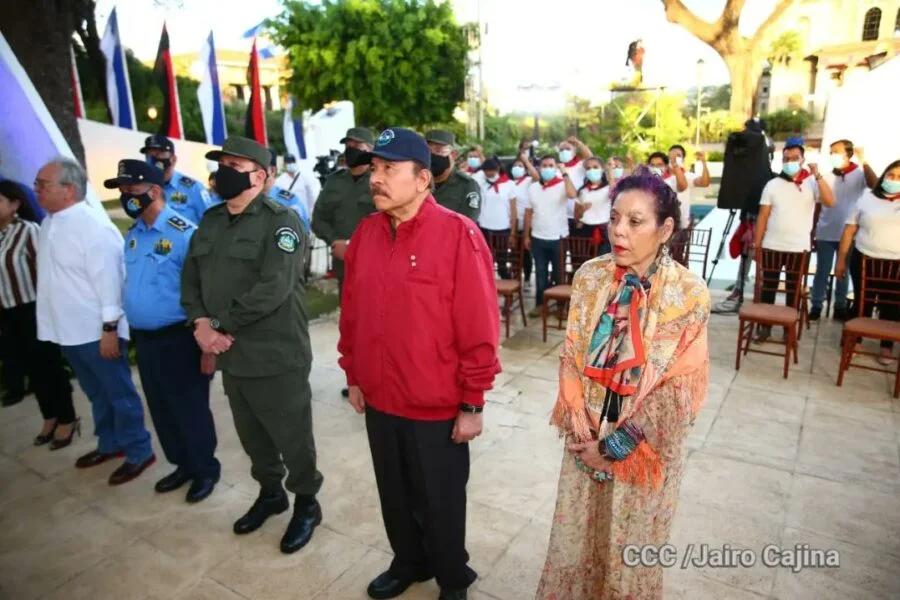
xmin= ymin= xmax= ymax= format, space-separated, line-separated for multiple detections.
xmin=147 ymin=106 xmax=158 ymax=120
xmin=695 ymin=58 xmax=705 ymax=146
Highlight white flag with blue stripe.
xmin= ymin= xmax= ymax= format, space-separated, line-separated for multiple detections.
xmin=99 ymin=7 xmax=136 ymax=129
xmin=197 ymin=31 xmax=227 ymax=145
xmin=283 ymin=98 xmax=307 ymax=160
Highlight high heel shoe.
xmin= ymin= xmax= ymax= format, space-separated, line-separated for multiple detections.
xmin=49 ymin=418 xmax=81 ymax=451
xmin=34 ymin=422 xmax=58 ymax=446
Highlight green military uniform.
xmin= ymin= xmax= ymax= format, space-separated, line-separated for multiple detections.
xmin=425 ymin=129 xmax=482 ymax=222
xmin=181 ymin=137 xmax=322 ymax=499
xmin=311 ymin=127 xmax=377 ymax=286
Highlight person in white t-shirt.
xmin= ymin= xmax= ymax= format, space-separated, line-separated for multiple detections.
xmin=557 ymin=137 xmax=591 ymax=235
xmin=668 ymin=144 xmax=711 ymax=229
xmin=836 ymin=159 xmax=900 ymax=363
xmin=573 ymin=156 xmax=623 ymax=256
xmin=274 ymin=154 xmax=321 ymax=217
xmin=522 ymin=155 xmax=577 ymax=317
xmin=752 ymin=139 xmax=836 ymax=343
xmin=461 ymin=146 xmax=487 ymax=186
xmin=478 ymin=158 xmax=518 ymax=279
xmin=510 ymin=157 xmax=534 ymax=286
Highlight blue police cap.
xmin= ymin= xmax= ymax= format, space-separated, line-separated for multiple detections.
xmin=364 ymin=127 xmax=431 ymax=170
xmin=103 ymin=159 xmax=165 ymax=189
xmin=139 ymin=134 xmax=175 ymax=154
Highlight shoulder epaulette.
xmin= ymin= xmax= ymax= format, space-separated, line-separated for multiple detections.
xmin=262 ymin=197 xmax=288 ymax=213
xmin=167 ymin=215 xmax=193 ymax=232
xmin=179 ymin=175 xmax=195 ymax=187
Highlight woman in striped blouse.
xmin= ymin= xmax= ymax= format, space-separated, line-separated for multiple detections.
xmin=0 ymin=181 xmax=78 ymax=448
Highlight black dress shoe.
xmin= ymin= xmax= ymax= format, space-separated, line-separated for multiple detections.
xmin=155 ymin=469 xmax=191 ymax=493
xmin=233 ymin=489 xmax=289 ymax=535
xmin=438 ymin=590 xmax=467 ymax=600
xmin=367 ymin=570 xmax=433 ymax=600
xmin=108 ymin=455 xmax=156 ymax=486
xmin=186 ymin=477 xmax=218 ymax=503
xmin=75 ymin=449 xmax=125 ymax=469
xmin=280 ymin=497 xmax=322 ymax=554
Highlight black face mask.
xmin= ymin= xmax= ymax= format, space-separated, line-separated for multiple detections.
xmin=344 ymin=146 xmax=369 ymax=168
xmin=120 ymin=191 xmax=153 ymax=219
xmin=215 ymin=165 xmax=255 ymax=200
xmin=146 ymin=155 xmax=172 ymax=172
xmin=430 ymin=154 xmax=451 ymax=177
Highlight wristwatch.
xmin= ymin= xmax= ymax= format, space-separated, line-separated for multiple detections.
xmin=459 ymin=403 xmax=484 ymax=414
xmin=209 ymin=318 xmax=222 ymax=332
xmin=101 ymin=321 xmax=118 ymax=333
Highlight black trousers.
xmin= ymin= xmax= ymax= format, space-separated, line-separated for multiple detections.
xmin=133 ymin=324 xmax=220 ymax=479
xmin=365 ymin=406 xmax=474 ymax=591
xmin=760 ymin=253 xmax=803 ymax=309
xmin=849 ymin=250 xmax=899 ymax=349
xmin=517 ymin=231 xmax=533 ymax=280
xmin=0 ymin=302 xmax=74 ymax=422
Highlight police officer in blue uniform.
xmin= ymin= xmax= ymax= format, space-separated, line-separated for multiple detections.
xmin=140 ymin=135 xmax=211 ymax=224
xmin=265 ymin=150 xmax=310 ymax=230
xmin=103 ymin=159 xmax=220 ymax=504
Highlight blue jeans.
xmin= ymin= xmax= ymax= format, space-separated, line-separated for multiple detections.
xmin=532 ymin=237 xmax=562 ymax=306
xmin=63 ymin=339 xmax=152 ymax=464
xmin=811 ymin=240 xmax=849 ymax=311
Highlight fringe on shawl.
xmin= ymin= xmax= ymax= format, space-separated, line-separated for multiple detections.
xmin=606 ymin=439 xmax=664 ymax=490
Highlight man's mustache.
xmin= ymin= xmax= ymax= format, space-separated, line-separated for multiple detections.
xmin=370 ymin=186 xmax=389 ymax=197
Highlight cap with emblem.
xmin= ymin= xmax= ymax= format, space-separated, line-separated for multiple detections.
xmin=339 ymin=127 xmax=376 ymax=146
xmin=205 ymin=136 xmax=270 ymax=170
xmin=103 ymin=159 xmax=165 ymax=189
xmin=139 ymin=134 xmax=175 ymax=154
xmin=425 ymin=129 xmax=456 ymax=147
xmin=364 ymin=127 xmax=431 ymax=169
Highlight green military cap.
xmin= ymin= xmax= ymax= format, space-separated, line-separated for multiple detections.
xmin=425 ymin=129 xmax=456 ymax=146
xmin=339 ymin=127 xmax=375 ymax=145
xmin=205 ymin=136 xmax=270 ymax=169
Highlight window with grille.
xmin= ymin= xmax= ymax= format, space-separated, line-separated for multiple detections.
xmin=862 ymin=7 xmax=882 ymax=41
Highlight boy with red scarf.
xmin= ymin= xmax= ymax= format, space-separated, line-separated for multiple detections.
xmin=557 ymin=136 xmax=592 ymax=235
xmin=752 ymin=137 xmax=836 ymax=342
xmin=809 ymin=140 xmax=878 ymax=321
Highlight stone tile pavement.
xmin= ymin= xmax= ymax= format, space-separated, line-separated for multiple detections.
xmin=1 ymin=296 xmax=899 ymax=599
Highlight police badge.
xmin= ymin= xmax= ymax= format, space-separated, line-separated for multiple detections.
xmin=154 ymin=239 xmax=173 ymax=256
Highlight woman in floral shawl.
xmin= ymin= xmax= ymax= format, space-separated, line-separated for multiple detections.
xmin=537 ymin=168 xmax=711 ymax=599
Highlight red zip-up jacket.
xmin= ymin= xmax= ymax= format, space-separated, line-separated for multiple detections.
xmin=338 ymin=195 xmax=501 ymax=421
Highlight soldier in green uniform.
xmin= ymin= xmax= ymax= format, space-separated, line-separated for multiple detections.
xmin=311 ymin=127 xmax=376 ymax=398
xmin=181 ymin=136 xmax=323 ymax=555
xmin=425 ymin=130 xmax=482 ymax=222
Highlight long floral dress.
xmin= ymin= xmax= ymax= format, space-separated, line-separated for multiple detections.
xmin=536 ymin=255 xmax=711 ymax=600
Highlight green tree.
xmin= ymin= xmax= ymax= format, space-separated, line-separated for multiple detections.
xmin=270 ymin=0 xmax=468 ymax=130
xmin=767 ymin=31 xmax=802 ymax=66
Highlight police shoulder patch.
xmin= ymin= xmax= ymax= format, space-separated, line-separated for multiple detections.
xmin=179 ymin=175 xmax=195 ymax=187
xmin=167 ymin=216 xmax=192 ymax=232
xmin=467 ymin=191 xmax=481 ymax=209
xmin=274 ymin=226 xmax=300 ymax=254
xmin=127 ymin=237 xmax=138 ymax=249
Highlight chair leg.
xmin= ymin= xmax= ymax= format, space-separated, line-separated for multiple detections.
xmin=894 ymin=359 xmax=900 ymax=399
xmin=503 ymin=295 xmax=511 ymax=339
xmin=518 ymin=290 xmax=528 ymax=327
xmin=541 ymin=302 xmax=548 ymax=343
xmin=836 ymin=332 xmax=849 ymax=387
xmin=783 ymin=327 xmax=793 ymax=379
xmin=736 ymin=319 xmax=745 ymax=370
xmin=792 ymin=324 xmax=799 ymax=364
xmin=743 ymin=322 xmax=754 ymax=356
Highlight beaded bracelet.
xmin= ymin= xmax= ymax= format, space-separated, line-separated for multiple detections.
xmin=599 ymin=420 xmax=645 ymax=461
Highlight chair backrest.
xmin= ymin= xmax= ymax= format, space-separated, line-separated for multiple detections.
xmin=688 ymin=227 xmax=712 ymax=277
xmin=858 ymin=255 xmax=900 ymax=316
xmin=752 ymin=249 xmax=809 ymax=308
xmin=485 ymin=231 xmax=523 ymax=280
xmin=559 ymin=237 xmax=597 ymax=285
xmin=669 ymin=229 xmax=691 ymax=268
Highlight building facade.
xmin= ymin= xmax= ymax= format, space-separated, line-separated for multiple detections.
xmin=170 ymin=49 xmax=289 ymax=111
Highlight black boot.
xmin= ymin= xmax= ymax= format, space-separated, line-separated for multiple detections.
xmin=280 ymin=496 xmax=322 ymax=554
xmin=233 ymin=488 xmax=289 ymax=535
xmin=367 ymin=570 xmax=433 ymax=600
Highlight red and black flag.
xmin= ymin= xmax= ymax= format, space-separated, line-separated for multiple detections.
xmin=244 ymin=38 xmax=268 ymax=146
xmin=153 ymin=22 xmax=184 ymax=139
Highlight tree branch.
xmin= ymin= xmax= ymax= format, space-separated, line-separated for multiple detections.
xmin=660 ymin=0 xmax=720 ymax=45
xmin=720 ymin=0 xmax=747 ymax=26
xmin=752 ymin=0 xmax=798 ymax=45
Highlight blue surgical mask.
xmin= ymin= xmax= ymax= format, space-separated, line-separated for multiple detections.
xmin=540 ymin=167 xmax=557 ymax=182
xmin=881 ymin=179 xmax=900 ymax=195
xmin=467 ymin=157 xmax=481 ymax=169
xmin=585 ymin=168 xmax=604 ymax=184
xmin=782 ymin=161 xmax=801 ymax=177
xmin=558 ymin=149 xmax=574 ymax=163
xmin=649 ymin=166 xmax=664 ymax=177
xmin=612 ymin=167 xmax=625 ymax=179
xmin=511 ymin=166 xmax=526 ymax=179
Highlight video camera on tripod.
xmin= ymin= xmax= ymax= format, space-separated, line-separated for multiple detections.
xmin=313 ymin=150 xmax=343 ymax=187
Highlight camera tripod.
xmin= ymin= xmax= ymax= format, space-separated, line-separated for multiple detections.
xmin=709 ymin=210 xmax=752 ymax=315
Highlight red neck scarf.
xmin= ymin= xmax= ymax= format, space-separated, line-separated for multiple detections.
xmin=563 ymin=156 xmax=581 ymax=168
xmin=487 ymin=173 xmax=510 ymax=193
xmin=884 ymin=192 xmax=900 ymax=202
xmin=541 ymin=176 xmax=564 ymax=189
xmin=833 ymin=162 xmax=859 ymax=178
xmin=583 ymin=182 xmax=606 ymax=192
xmin=514 ymin=175 xmax=529 ymax=186
xmin=780 ymin=168 xmax=812 ymax=189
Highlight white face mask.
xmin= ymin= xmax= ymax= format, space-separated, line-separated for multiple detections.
xmin=830 ymin=153 xmax=846 ymax=170
xmin=286 ymin=163 xmax=299 ymax=174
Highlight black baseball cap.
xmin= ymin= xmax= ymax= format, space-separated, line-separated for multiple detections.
xmin=364 ymin=127 xmax=431 ymax=169
xmin=103 ymin=159 xmax=165 ymax=189
xmin=139 ymin=134 xmax=175 ymax=154
xmin=284 ymin=154 xmax=297 ymax=163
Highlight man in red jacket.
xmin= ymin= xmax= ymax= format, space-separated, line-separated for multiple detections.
xmin=338 ymin=127 xmax=501 ymax=600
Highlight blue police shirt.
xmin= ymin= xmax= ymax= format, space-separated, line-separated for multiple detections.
xmin=163 ymin=170 xmax=211 ymax=224
xmin=123 ymin=205 xmax=195 ymax=330
xmin=268 ymin=186 xmax=310 ymax=230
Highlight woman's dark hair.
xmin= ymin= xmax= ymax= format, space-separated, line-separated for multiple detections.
xmin=873 ymin=159 xmax=900 ymax=199
xmin=609 ymin=166 xmax=681 ymax=237
xmin=0 ymin=180 xmax=39 ymax=223
xmin=647 ymin=151 xmax=669 ymax=165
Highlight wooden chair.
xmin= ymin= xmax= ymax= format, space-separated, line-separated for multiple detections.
xmin=836 ymin=256 xmax=900 ymax=398
xmin=670 ymin=228 xmax=691 ymax=268
xmin=541 ymin=237 xmax=597 ymax=342
xmin=485 ymin=232 xmax=527 ymax=339
xmin=688 ymin=227 xmax=712 ymax=279
xmin=735 ymin=249 xmax=809 ymax=378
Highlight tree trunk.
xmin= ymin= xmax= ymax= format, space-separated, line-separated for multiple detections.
xmin=2 ymin=0 xmax=85 ymax=165
xmin=724 ymin=51 xmax=759 ymax=119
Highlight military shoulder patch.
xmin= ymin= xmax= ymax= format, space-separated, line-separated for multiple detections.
xmin=167 ymin=216 xmax=192 ymax=232
xmin=467 ymin=191 xmax=481 ymax=209
xmin=179 ymin=175 xmax=195 ymax=187
xmin=274 ymin=226 xmax=300 ymax=253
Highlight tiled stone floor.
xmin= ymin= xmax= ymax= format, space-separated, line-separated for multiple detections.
xmin=2 ymin=294 xmax=899 ymax=599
